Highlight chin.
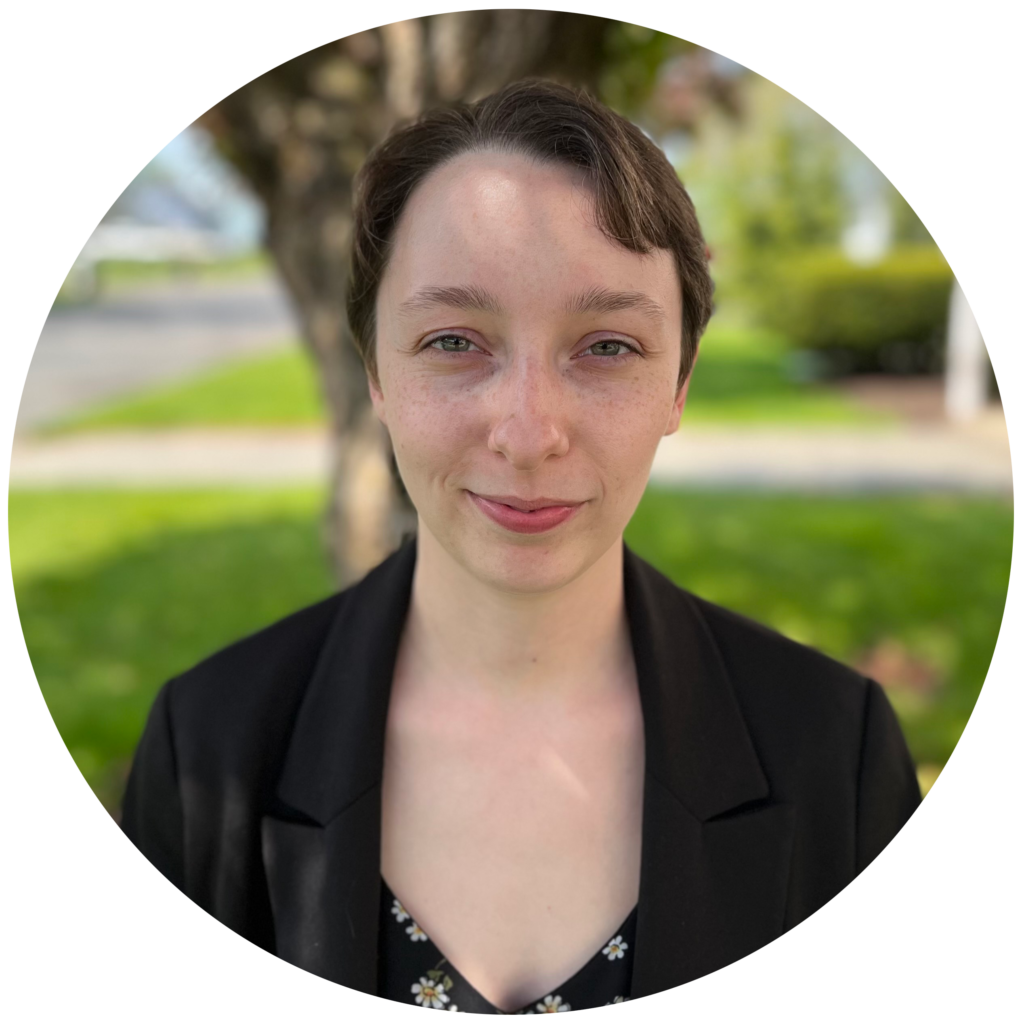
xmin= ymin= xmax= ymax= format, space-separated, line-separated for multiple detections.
xmin=450 ymin=525 xmax=614 ymax=596
xmin=478 ymin=546 xmax=583 ymax=594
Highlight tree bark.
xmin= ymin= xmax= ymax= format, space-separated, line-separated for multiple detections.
xmin=199 ymin=12 xmax=615 ymax=584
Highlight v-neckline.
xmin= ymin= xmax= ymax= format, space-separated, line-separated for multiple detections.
xmin=380 ymin=872 xmax=634 ymax=1015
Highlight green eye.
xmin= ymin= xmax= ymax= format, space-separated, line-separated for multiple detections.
xmin=430 ymin=335 xmax=474 ymax=353
xmin=589 ymin=340 xmax=627 ymax=356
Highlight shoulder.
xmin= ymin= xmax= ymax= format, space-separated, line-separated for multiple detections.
xmin=688 ymin=590 xmax=871 ymax=726
xmin=165 ymin=588 xmax=348 ymax=722
xmin=627 ymin=547 xmax=871 ymax=725
xmin=152 ymin=537 xmax=418 ymax=778
xmin=687 ymin=588 xmax=877 ymax=775
xmin=633 ymin=556 xmax=920 ymax=875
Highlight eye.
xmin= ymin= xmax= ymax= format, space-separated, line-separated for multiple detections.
xmin=427 ymin=334 xmax=479 ymax=354
xmin=581 ymin=338 xmax=640 ymax=359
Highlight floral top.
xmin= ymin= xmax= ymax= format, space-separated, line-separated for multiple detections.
xmin=377 ymin=878 xmax=637 ymax=1013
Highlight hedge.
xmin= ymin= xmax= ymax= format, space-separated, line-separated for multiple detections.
xmin=750 ymin=246 xmax=954 ymax=373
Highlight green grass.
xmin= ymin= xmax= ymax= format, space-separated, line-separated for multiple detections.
xmin=11 ymin=486 xmax=1008 ymax=814
xmin=47 ymin=321 xmax=883 ymax=434
xmin=48 ymin=347 xmax=326 ymax=432
xmin=10 ymin=488 xmax=335 ymax=811
xmin=55 ymin=252 xmax=274 ymax=306
xmin=99 ymin=252 xmax=272 ymax=288
xmin=681 ymin=323 xmax=890 ymax=426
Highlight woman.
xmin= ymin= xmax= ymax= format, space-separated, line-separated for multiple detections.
xmin=122 ymin=80 xmax=920 ymax=1013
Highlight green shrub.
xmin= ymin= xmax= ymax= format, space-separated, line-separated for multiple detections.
xmin=750 ymin=246 xmax=954 ymax=373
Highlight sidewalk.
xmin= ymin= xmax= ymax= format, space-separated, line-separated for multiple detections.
xmin=651 ymin=417 xmax=1012 ymax=493
xmin=8 ymin=415 xmax=1012 ymax=493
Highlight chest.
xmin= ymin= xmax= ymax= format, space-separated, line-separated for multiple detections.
xmin=379 ymin=681 xmax=645 ymax=1010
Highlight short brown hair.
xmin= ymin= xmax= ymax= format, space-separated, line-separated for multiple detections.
xmin=347 ymin=79 xmax=714 ymax=385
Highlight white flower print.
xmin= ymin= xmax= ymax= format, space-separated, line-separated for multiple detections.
xmin=535 ymin=994 xmax=571 ymax=1012
xmin=602 ymin=935 xmax=628 ymax=961
xmin=406 ymin=921 xmax=429 ymax=942
xmin=392 ymin=898 xmax=410 ymax=923
xmin=412 ymin=977 xmax=450 ymax=1009
xmin=605 ymin=996 xmax=630 ymax=1005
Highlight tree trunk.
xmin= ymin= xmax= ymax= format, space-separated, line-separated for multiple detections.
xmin=199 ymin=12 xmax=614 ymax=584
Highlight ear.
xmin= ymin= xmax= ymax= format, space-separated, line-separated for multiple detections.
xmin=367 ymin=371 xmax=387 ymax=426
xmin=667 ymin=348 xmax=700 ymax=436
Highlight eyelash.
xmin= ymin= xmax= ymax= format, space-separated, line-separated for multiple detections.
xmin=423 ymin=334 xmax=642 ymax=361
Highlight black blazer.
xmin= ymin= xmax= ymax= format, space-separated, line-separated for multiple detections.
xmin=121 ymin=539 xmax=920 ymax=1000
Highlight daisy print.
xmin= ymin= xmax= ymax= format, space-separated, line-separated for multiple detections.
xmin=406 ymin=921 xmax=429 ymax=942
xmin=535 ymin=994 xmax=571 ymax=1012
xmin=392 ymin=898 xmax=410 ymax=923
xmin=602 ymin=935 xmax=628 ymax=961
xmin=412 ymin=977 xmax=450 ymax=1008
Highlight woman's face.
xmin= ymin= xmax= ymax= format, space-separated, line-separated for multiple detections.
xmin=371 ymin=150 xmax=690 ymax=594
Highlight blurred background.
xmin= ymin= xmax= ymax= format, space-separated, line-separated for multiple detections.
xmin=8 ymin=13 xmax=1010 ymax=816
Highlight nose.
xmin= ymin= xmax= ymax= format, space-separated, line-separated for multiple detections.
xmin=487 ymin=356 xmax=570 ymax=470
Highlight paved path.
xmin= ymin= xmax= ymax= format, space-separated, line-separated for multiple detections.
xmin=650 ymin=418 xmax=1013 ymax=493
xmin=16 ymin=275 xmax=299 ymax=433
xmin=9 ymin=418 xmax=1013 ymax=492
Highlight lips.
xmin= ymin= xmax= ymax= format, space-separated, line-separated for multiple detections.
xmin=467 ymin=491 xmax=584 ymax=534
xmin=473 ymin=491 xmax=581 ymax=510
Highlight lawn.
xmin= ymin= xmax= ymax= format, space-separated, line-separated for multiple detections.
xmin=9 ymin=488 xmax=335 ymax=811
xmin=46 ymin=347 xmax=326 ymax=432
xmin=10 ymin=486 xmax=1009 ymax=814
xmin=682 ymin=323 xmax=891 ymax=426
xmin=46 ymin=320 xmax=887 ymax=433
xmin=56 ymin=252 xmax=274 ymax=306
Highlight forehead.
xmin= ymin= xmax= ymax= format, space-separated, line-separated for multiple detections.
xmin=380 ymin=150 xmax=680 ymax=315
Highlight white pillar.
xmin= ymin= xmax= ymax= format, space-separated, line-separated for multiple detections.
xmin=944 ymin=279 xmax=988 ymax=422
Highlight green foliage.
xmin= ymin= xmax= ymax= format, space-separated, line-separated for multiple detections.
xmin=729 ymin=122 xmax=845 ymax=260
xmin=681 ymin=73 xmax=947 ymax=370
xmin=749 ymin=246 xmax=953 ymax=371
xmin=10 ymin=486 xmax=1008 ymax=812
xmin=683 ymin=322 xmax=889 ymax=426
xmin=598 ymin=23 xmax=691 ymax=115
xmin=690 ymin=77 xmax=847 ymax=290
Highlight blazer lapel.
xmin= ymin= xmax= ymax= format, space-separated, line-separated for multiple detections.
xmin=262 ymin=539 xmax=417 ymax=993
xmin=623 ymin=547 xmax=796 ymax=997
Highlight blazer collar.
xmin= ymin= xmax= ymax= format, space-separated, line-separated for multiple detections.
xmin=264 ymin=539 xmax=789 ymax=997
xmin=274 ymin=537 xmax=417 ymax=825
xmin=622 ymin=544 xmax=768 ymax=820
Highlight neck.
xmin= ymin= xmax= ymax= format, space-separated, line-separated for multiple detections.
xmin=400 ymin=527 xmax=633 ymax=700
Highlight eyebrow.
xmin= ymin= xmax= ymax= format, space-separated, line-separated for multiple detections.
xmin=397 ymin=285 xmax=506 ymax=318
xmin=563 ymin=286 xmax=667 ymax=323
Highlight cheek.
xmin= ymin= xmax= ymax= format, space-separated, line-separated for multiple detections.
xmin=573 ymin=371 xmax=676 ymax=467
xmin=576 ymin=378 xmax=675 ymax=526
xmin=382 ymin=374 xmax=483 ymax=482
